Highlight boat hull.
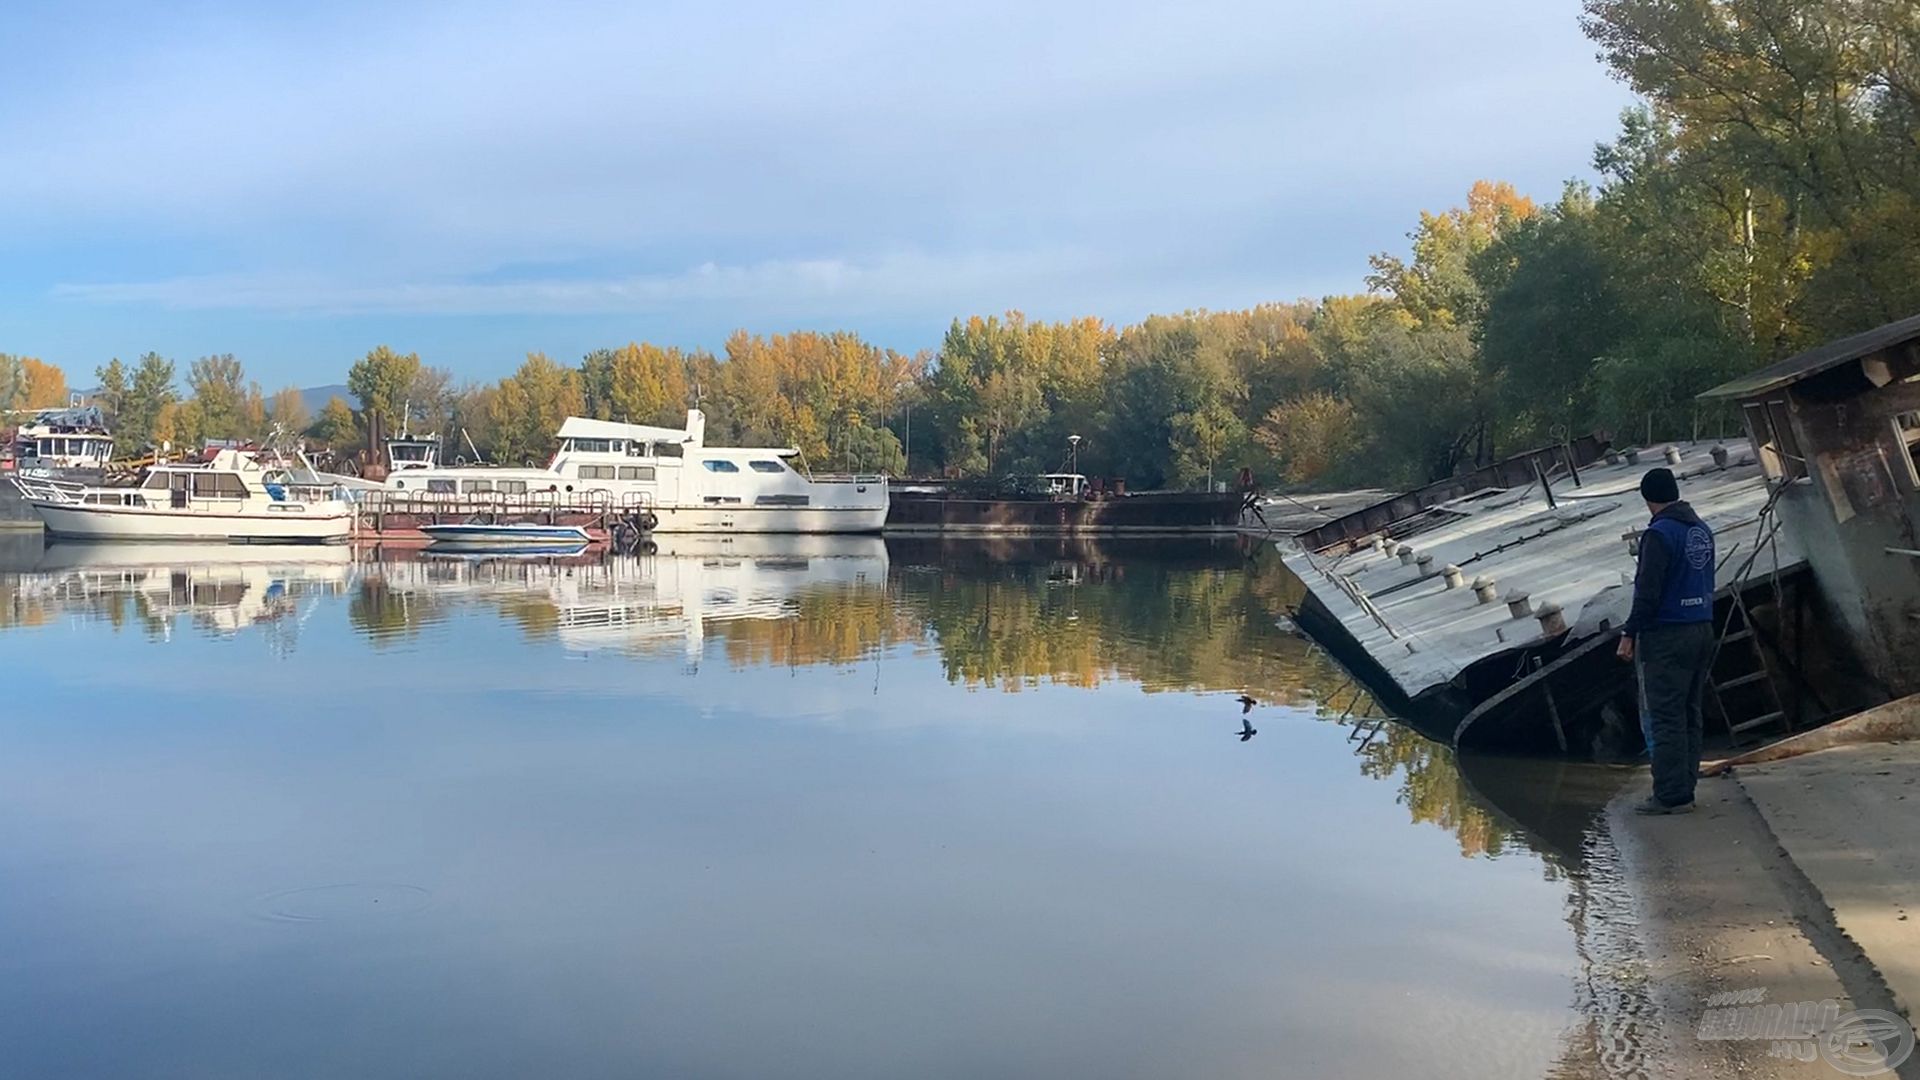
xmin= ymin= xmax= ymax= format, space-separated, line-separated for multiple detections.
xmin=420 ymin=523 xmax=592 ymax=544
xmin=29 ymin=501 xmax=354 ymax=544
xmin=648 ymin=503 xmax=888 ymax=534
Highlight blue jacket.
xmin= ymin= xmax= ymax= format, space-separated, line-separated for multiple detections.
xmin=1624 ymin=501 xmax=1715 ymax=635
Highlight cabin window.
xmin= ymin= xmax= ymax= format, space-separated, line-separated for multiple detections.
xmin=427 ymin=479 xmax=456 ymax=494
xmin=703 ymin=460 xmax=739 ymax=473
xmin=191 ymin=472 xmax=248 ymax=498
xmin=461 ymin=479 xmax=493 ymax=494
xmin=618 ymin=466 xmax=655 ymax=481
xmin=1894 ymin=411 xmax=1920 ymax=489
xmin=703 ymin=495 xmax=742 ymax=504
xmin=655 ymin=442 xmax=684 ymax=458
xmin=749 ymin=460 xmax=786 ymax=474
xmin=498 ymin=480 xmax=528 ymax=494
xmin=141 ymin=472 xmax=168 ymax=490
xmin=1743 ymin=400 xmax=1808 ymax=482
xmin=570 ymin=438 xmax=613 ymax=454
xmin=755 ymin=494 xmax=809 ymax=506
xmin=578 ymin=464 xmax=617 ymax=480
xmin=628 ymin=442 xmax=653 ymax=458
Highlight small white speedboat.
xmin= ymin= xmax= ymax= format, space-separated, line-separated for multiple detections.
xmin=418 ymin=522 xmax=593 ymax=545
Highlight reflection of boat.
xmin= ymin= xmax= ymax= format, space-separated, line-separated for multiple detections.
xmin=10 ymin=449 xmax=354 ymax=543
xmin=365 ymin=535 xmax=889 ymax=661
xmin=3 ymin=542 xmax=355 ymax=636
xmin=425 ymin=542 xmax=592 ymax=559
xmin=420 ymin=523 xmax=592 ymax=545
xmin=380 ymin=410 xmax=888 ymax=534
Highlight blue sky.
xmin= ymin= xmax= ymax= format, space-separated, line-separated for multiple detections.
xmin=1 ymin=0 xmax=1636 ymax=388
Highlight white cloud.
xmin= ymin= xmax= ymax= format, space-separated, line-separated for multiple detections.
xmin=50 ymin=247 xmax=1104 ymax=317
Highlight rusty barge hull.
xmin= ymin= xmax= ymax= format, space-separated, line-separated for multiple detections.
xmin=885 ymin=492 xmax=1243 ymax=535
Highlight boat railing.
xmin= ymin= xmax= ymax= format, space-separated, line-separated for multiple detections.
xmin=7 ymin=474 xmax=88 ymax=503
xmin=805 ymin=474 xmax=889 ymax=485
xmin=358 ymin=487 xmax=643 ymax=518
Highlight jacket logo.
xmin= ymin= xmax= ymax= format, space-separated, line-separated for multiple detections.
xmin=1685 ymin=526 xmax=1713 ymax=570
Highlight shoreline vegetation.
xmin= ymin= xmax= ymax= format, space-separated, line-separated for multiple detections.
xmin=7 ymin=2 xmax=1920 ymax=495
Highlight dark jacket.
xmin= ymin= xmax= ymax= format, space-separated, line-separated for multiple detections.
xmin=1624 ymin=501 xmax=1716 ymax=637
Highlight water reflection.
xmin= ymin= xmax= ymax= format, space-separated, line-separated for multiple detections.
xmin=0 ymin=532 xmax=1647 ymax=1078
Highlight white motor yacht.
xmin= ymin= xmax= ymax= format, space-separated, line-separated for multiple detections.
xmin=10 ymin=449 xmax=355 ymax=543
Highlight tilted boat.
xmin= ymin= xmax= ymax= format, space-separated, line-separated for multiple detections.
xmin=380 ymin=409 xmax=888 ymax=534
xmin=9 ymin=449 xmax=354 ymax=543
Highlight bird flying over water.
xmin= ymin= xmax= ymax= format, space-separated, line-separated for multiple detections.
xmin=1238 ymin=718 xmax=1257 ymax=742
xmin=1237 ymin=694 xmax=1256 ymax=715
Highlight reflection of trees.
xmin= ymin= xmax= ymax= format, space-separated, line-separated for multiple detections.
xmin=348 ymin=578 xmax=444 ymax=644
xmin=1353 ymin=724 xmax=1512 ymax=860
xmin=715 ymin=585 xmax=918 ymax=669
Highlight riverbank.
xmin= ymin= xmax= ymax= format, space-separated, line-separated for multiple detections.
xmin=1610 ymin=741 xmax=1920 ymax=1078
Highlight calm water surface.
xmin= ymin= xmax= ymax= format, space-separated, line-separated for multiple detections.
xmin=0 ymin=534 xmax=1646 ymax=1079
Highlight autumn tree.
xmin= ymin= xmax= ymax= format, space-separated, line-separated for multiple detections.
xmin=94 ymin=359 xmax=129 ymax=420
xmin=268 ymin=386 xmax=310 ymax=432
xmin=187 ymin=354 xmax=247 ymax=437
xmin=307 ymin=396 xmax=358 ymax=452
xmin=488 ymin=353 xmax=581 ymax=465
xmin=19 ymin=359 xmax=68 ymax=408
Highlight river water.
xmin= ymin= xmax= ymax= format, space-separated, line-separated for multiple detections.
xmin=0 ymin=534 xmax=1652 ymax=1079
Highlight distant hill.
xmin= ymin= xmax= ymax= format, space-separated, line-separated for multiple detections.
xmin=298 ymin=384 xmax=355 ymax=416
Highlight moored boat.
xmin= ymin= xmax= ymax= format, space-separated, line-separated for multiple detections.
xmin=419 ymin=522 xmax=593 ymax=545
xmin=9 ymin=449 xmax=354 ymax=543
xmin=380 ymin=410 xmax=888 ymax=534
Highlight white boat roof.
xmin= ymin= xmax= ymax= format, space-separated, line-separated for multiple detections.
xmin=557 ymin=416 xmax=696 ymax=443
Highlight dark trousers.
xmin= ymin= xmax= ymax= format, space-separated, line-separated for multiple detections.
xmin=1635 ymin=622 xmax=1715 ymax=806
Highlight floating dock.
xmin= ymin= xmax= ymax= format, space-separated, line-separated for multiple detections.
xmin=1280 ymin=442 xmax=1821 ymax=756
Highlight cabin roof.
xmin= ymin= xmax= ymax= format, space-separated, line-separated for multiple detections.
xmin=557 ymin=416 xmax=692 ymax=443
xmin=1700 ymin=310 xmax=1920 ymax=400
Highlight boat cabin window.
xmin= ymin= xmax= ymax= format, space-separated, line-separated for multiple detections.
xmin=703 ymin=460 xmax=739 ymax=473
xmin=755 ymin=494 xmax=809 ymax=506
xmin=391 ymin=442 xmax=434 ymax=462
xmin=498 ymin=480 xmax=528 ymax=494
xmin=427 ymin=479 xmax=456 ymax=494
xmin=749 ymin=460 xmax=787 ymax=474
xmin=461 ymin=479 xmax=493 ymax=494
xmin=578 ymin=465 xmax=617 ymax=480
xmin=619 ymin=466 xmax=655 ymax=481
xmin=190 ymin=472 xmax=249 ymax=498
xmin=627 ymin=441 xmax=653 ymax=458
xmin=655 ymin=442 xmax=684 ymax=459
xmin=568 ymin=438 xmax=615 ymax=454
xmin=141 ymin=471 xmax=169 ymax=489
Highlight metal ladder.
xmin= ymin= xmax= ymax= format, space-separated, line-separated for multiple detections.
xmin=1708 ymin=589 xmax=1789 ymax=744
xmin=1707 ymin=486 xmax=1792 ymax=745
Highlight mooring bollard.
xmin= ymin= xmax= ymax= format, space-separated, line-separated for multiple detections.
xmin=1415 ymin=553 xmax=1434 ymax=574
xmin=1505 ymin=589 xmax=1532 ymax=619
xmin=1442 ymin=564 xmax=1464 ymax=590
xmin=1398 ymin=546 xmax=1417 ymax=566
xmin=1664 ymin=445 xmax=1683 ymax=466
xmin=1624 ymin=448 xmax=1640 ymax=465
xmin=1622 ymin=530 xmax=1641 ymax=557
xmin=1536 ymin=601 xmax=1567 ymax=636
xmin=1472 ymin=575 xmax=1498 ymax=605
xmin=1382 ymin=538 xmax=1400 ymax=558
xmin=1711 ymin=444 xmax=1729 ymax=468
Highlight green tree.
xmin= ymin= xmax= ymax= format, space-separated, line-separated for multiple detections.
xmin=119 ymin=352 xmax=178 ymax=452
xmin=187 ymin=354 xmax=246 ymax=438
xmin=346 ymin=346 xmax=423 ymax=431
xmin=94 ymin=358 xmax=129 ymax=421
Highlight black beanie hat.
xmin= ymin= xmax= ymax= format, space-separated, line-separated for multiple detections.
xmin=1640 ymin=467 xmax=1680 ymax=503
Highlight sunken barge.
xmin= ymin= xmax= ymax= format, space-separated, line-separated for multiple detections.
xmin=1279 ymin=440 xmax=1849 ymax=758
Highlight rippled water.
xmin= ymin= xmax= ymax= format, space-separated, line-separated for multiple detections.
xmin=0 ymin=533 xmax=1648 ymax=1079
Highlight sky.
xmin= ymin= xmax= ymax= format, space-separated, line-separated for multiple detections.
xmin=0 ymin=0 xmax=1638 ymax=389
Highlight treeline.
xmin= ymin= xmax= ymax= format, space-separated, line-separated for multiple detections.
xmin=10 ymin=1 xmax=1918 ymax=489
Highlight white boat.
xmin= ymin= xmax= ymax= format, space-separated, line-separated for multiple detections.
xmin=9 ymin=449 xmax=355 ymax=543
xmin=9 ymin=405 xmax=114 ymax=471
xmin=378 ymin=409 xmax=888 ymax=534
xmin=419 ymin=522 xmax=592 ymax=545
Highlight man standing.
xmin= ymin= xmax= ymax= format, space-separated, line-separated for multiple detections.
xmin=1616 ymin=467 xmax=1717 ymax=814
